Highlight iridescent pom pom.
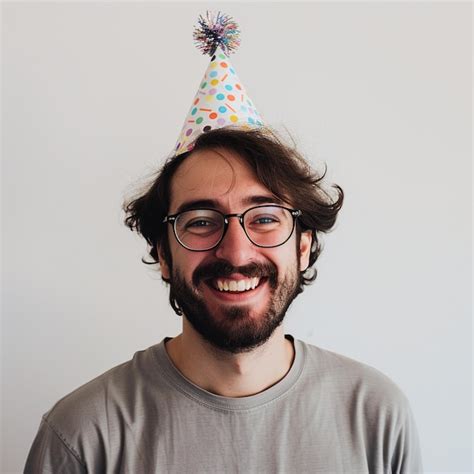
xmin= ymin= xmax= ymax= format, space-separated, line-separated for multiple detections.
xmin=193 ymin=11 xmax=240 ymax=57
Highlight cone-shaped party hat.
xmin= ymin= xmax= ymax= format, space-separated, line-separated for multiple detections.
xmin=174 ymin=11 xmax=264 ymax=156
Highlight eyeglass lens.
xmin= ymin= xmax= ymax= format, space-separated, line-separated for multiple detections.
xmin=174 ymin=206 xmax=295 ymax=250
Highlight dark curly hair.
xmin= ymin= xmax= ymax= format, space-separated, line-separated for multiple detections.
xmin=123 ymin=126 xmax=343 ymax=306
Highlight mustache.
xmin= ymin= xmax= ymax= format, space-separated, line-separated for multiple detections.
xmin=192 ymin=260 xmax=278 ymax=288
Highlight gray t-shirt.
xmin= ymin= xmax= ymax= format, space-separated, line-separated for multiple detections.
xmin=25 ymin=335 xmax=423 ymax=473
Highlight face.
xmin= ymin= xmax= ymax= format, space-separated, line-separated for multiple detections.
xmin=159 ymin=147 xmax=312 ymax=354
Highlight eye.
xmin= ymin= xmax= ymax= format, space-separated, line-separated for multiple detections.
xmin=186 ymin=218 xmax=219 ymax=229
xmin=254 ymin=216 xmax=279 ymax=225
xmin=187 ymin=219 xmax=213 ymax=227
xmin=251 ymin=212 xmax=281 ymax=224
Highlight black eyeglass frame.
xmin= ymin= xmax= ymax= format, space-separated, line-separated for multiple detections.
xmin=162 ymin=204 xmax=302 ymax=252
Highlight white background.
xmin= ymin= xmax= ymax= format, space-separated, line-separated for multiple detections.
xmin=2 ymin=1 xmax=471 ymax=472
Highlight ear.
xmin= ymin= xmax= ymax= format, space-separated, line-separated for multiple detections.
xmin=157 ymin=244 xmax=171 ymax=280
xmin=299 ymin=230 xmax=312 ymax=272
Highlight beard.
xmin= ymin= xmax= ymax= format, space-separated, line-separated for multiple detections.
xmin=168 ymin=257 xmax=302 ymax=354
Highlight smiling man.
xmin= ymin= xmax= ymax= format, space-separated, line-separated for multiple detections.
xmin=25 ymin=12 xmax=423 ymax=473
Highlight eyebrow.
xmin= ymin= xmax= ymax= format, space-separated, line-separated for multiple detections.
xmin=174 ymin=195 xmax=284 ymax=214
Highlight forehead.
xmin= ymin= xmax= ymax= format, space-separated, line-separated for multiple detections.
xmin=169 ymin=148 xmax=275 ymax=211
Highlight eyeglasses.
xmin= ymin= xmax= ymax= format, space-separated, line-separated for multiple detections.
xmin=163 ymin=205 xmax=302 ymax=252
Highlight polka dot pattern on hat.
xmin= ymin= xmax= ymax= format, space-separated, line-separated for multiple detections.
xmin=174 ymin=46 xmax=264 ymax=155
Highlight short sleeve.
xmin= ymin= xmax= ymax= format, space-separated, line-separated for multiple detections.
xmin=391 ymin=401 xmax=423 ymax=473
xmin=24 ymin=417 xmax=86 ymax=474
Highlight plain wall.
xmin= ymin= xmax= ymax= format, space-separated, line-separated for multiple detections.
xmin=2 ymin=2 xmax=471 ymax=472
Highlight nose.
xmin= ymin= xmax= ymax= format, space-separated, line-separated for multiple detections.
xmin=214 ymin=216 xmax=257 ymax=265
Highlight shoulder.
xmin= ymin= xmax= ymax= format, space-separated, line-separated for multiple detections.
xmin=300 ymin=340 xmax=412 ymax=418
xmin=47 ymin=345 xmax=153 ymax=411
xmin=298 ymin=342 xmax=423 ymax=471
xmin=40 ymin=344 xmax=163 ymax=456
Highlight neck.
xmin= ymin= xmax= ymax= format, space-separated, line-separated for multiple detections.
xmin=165 ymin=321 xmax=295 ymax=398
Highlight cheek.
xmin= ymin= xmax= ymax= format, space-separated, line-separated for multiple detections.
xmin=171 ymin=245 xmax=205 ymax=280
xmin=264 ymin=245 xmax=299 ymax=275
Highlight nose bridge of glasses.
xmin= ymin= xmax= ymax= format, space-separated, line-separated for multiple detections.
xmin=216 ymin=213 xmax=254 ymax=257
xmin=222 ymin=213 xmax=247 ymax=239
xmin=223 ymin=213 xmax=245 ymax=225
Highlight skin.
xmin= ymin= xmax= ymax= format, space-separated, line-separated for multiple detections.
xmin=159 ymin=147 xmax=312 ymax=398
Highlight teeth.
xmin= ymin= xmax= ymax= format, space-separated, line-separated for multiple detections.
xmin=215 ymin=277 xmax=261 ymax=292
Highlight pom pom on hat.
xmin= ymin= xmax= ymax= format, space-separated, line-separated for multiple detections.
xmin=173 ymin=12 xmax=264 ymax=156
xmin=193 ymin=11 xmax=240 ymax=57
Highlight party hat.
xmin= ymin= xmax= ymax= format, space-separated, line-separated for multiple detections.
xmin=174 ymin=11 xmax=264 ymax=156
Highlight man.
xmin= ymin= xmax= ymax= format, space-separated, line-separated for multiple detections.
xmin=25 ymin=126 xmax=423 ymax=473
xmin=25 ymin=12 xmax=422 ymax=473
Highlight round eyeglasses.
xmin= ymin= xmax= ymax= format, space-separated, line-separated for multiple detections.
xmin=163 ymin=205 xmax=302 ymax=252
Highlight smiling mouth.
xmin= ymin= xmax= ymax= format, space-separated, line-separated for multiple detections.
xmin=205 ymin=277 xmax=267 ymax=293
